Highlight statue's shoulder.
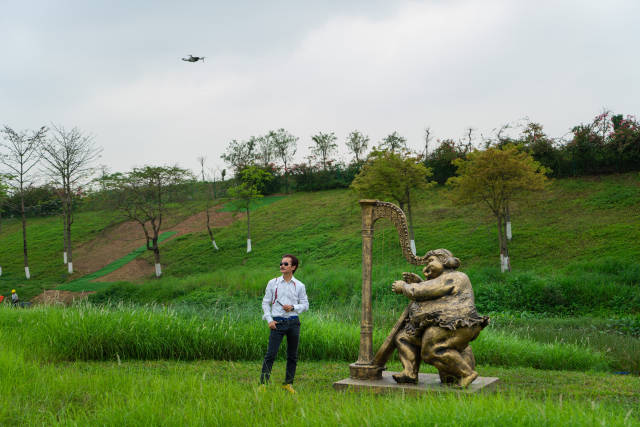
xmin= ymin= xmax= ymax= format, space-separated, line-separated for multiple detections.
xmin=443 ymin=271 xmax=471 ymax=286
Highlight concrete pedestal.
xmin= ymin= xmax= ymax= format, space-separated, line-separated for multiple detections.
xmin=334 ymin=371 xmax=499 ymax=394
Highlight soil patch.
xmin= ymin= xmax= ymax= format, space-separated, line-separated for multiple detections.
xmin=72 ymin=207 xmax=242 ymax=282
xmin=32 ymin=290 xmax=95 ymax=306
xmin=93 ymin=258 xmax=154 ymax=283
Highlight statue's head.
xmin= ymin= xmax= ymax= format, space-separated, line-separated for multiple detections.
xmin=422 ymin=249 xmax=460 ymax=279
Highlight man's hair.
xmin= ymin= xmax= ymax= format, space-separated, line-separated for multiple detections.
xmin=426 ymin=249 xmax=460 ymax=269
xmin=282 ymin=254 xmax=299 ymax=273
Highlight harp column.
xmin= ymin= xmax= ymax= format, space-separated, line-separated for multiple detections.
xmin=349 ymin=200 xmax=384 ymax=380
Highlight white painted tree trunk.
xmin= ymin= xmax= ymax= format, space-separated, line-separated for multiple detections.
xmin=246 ymin=239 xmax=252 ymax=253
xmin=155 ymin=263 xmax=162 ymax=277
xmin=67 ymin=262 xmax=73 ymax=274
xmin=212 ymin=240 xmax=219 ymax=250
xmin=0 ymin=266 xmax=2 ymax=276
xmin=63 ymin=251 xmax=68 ymax=264
xmin=506 ymin=221 xmax=512 ymax=241
xmin=25 ymin=266 xmax=30 ymax=279
xmin=410 ymin=239 xmax=416 ymax=256
xmin=500 ymin=254 xmax=510 ymax=272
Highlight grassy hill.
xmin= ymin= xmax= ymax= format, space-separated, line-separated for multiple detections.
xmin=1 ymin=172 xmax=639 ymax=313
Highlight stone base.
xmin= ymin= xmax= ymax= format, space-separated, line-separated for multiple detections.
xmin=334 ymin=371 xmax=499 ymax=394
xmin=349 ymin=362 xmax=384 ymax=380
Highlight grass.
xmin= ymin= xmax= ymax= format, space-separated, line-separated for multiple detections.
xmin=1 ymin=342 xmax=638 ymax=426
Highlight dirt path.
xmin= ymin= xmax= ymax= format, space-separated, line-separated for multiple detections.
xmin=31 ymin=290 xmax=95 ymax=306
xmin=72 ymin=207 xmax=242 ymax=282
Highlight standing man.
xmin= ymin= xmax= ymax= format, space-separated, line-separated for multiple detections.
xmin=260 ymin=254 xmax=309 ymax=393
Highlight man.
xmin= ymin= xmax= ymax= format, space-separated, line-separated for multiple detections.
xmin=11 ymin=289 xmax=19 ymax=306
xmin=391 ymin=249 xmax=489 ymax=388
xmin=260 ymin=254 xmax=309 ymax=393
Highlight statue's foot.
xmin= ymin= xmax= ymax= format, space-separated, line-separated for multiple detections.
xmin=458 ymin=371 xmax=478 ymax=388
xmin=392 ymin=373 xmax=418 ymax=384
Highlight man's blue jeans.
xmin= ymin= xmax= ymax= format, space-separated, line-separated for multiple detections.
xmin=260 ymin=317 xmax=300 ymax=384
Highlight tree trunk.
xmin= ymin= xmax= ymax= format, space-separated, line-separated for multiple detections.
xmin=66 ymin=209 xmax=73 ymax=274
xmin=205 ymin=183 xmax=218 ymax=250
xmin=21 ymin=188 xmax=30 ymax=279
xmin=406 ymin=192 xmax=416 ymax=255
xmin=505 ymin=203 xmax=512 ymax=241
xmin=246 ymin=207 xmax=252 ymax=253
xmin=62 ymin=205 xmax=69 ymax=264
xmin=497 ymin=214 xmax=511 ymax=272
xmin=153 ymin=239 xmax=161 ymax=277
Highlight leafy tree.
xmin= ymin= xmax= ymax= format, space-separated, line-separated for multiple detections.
xmin=379 ymin=131 xmax=407 ymax=153
xmin=310 ymin=132 xmax=338 ymax=170
xmin=447 ymin=145 xmax=549 ymax=272
xmin=227 ymin=165 xmax=272 ymax=253
xmin=99 ymin=165 xmax=192 ymax=277
xmin=269 ymin=128 xmax=298 ymax=193
xmin=351 ymin=149 xmax=433 ymax=254
xmin=257 ymin=135 xmax=275 ymax=167
xmin=425 ymin=139 xmax=466 ymax=184
xmin=345 ymin=130 xmax=369 ymax=164
xmin=41 ymin=125 xmax=101 ymax=274
xmin=0 ymin=125 xmax=47 ymax=279
xmin=221 ymin=138 xmax=258 ymax=174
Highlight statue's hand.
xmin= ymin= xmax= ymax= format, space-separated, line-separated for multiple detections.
xmin=392 ymin=280 xmax=407 ymax=294
xmin=402 ymin=272 xmax=422 ymax=283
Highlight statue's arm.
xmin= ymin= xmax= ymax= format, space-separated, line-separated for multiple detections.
xmin=396 ymin=280 xmax=454 ymax=300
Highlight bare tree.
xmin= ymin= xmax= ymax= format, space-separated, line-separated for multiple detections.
xmin=345 ymin=130 xmax=369 ymax=163
xmin=461 ymin=127 xmax=475 ymax=154
xmin=310 ymin=131 xmax=338 ymax=170
xmin=0 ymin=126 xmax=47 ymax=279
xmin=41 ymin=125 xmax=101 ymax=274
xmin=423 ymin=127 xmax=432 ymax=158
xmin=197 ymin=156 xmax=219 ymax=250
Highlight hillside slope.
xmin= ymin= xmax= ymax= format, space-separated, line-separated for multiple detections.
xmin=1 ymin=173 xmax=639 ymax=306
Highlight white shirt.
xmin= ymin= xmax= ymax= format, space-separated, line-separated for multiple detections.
xmin=262 ymin=275 xmax=309 ymax=323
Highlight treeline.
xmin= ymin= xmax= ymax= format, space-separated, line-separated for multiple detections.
xmin=220 ymin=112 xmax=640 ymax=193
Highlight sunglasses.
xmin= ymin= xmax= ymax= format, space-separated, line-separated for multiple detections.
xmin=279 ymin=262 xmax=289 ymax=266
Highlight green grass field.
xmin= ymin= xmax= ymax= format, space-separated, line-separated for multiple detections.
xmin=0 ymin=173 xmax=639 ymax=425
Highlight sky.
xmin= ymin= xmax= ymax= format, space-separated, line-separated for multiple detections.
xmin=1 ymin=0 xmax=639 ymax=176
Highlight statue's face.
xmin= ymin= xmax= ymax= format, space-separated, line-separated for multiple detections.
xmin=424 ymin=256 xmax=444 ymax=279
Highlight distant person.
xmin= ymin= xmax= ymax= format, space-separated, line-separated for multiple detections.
xmin=11 ymin=289 xmax=19 ymax=306
xmin=260 ymin=254 xmax=309 ymax=393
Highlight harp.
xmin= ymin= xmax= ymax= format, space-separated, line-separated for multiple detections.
xmin=350 ymin=200 xmax=429 ymax=380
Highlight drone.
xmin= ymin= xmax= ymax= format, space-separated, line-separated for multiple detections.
xmin=182 ymin=55 xmax=205 ymax=63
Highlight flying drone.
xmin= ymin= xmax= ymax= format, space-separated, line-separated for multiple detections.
xmin=182 ymin=55 xmax=205 ymax=63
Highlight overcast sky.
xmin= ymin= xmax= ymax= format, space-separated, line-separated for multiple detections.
xmin=2 ymin=0 xmax=638 ymax=176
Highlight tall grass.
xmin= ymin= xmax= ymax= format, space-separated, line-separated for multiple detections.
xmin=0 ymin=305 xmax=610 ymax=372
xmin=87 ymin=260 xmax=640 ymax=316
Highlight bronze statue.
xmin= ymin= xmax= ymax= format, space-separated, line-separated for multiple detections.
xmin=348 ymin=200 xmax=489 ymax=389
xmin=391 ymin=249 xmax=489 ymax=387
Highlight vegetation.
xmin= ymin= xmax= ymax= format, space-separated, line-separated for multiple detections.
xmin=98 ymin=165 xmax=193 ymax=277
xmin=447 ymin=145 xmax=550 ymax=272
xmin=0 ymin=169 xmax=638 ymax=424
